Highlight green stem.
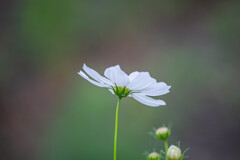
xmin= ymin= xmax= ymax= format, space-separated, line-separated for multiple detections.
xmin=164 ymin=139 xmax=168 ymax=160
xmin=113 ymin=98 xmax=121 ymax=160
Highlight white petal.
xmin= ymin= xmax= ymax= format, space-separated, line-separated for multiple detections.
xmin=83 ymin=64 xmax=113 ymax=85
xmin=78 ymin=71 xmax=109 ymax=87
xmin=141 ymin=82 xmax=171 ymax=96
xmin=127 ymin=72 xmax=156 ymax=90
xmin=104 ymin=65 xmax=130 ymax=87
xmin=143 ymin=89 xmax=170 ymax=96
xmin=128 ymin=71 xmax=139 ymax=81
xmin=132 ymin=93 xmax=166 ymax=107
xmin=108 ymin=89 xmax=115 ymax=95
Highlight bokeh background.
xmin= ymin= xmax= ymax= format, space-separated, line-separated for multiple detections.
xmin=1 ymin=0 xmax=240 ymax=160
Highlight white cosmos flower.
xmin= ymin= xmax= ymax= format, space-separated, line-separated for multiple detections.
xmin=78 ymin=64 xmax=171 ymax=107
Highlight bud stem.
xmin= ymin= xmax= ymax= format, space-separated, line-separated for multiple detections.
xmin=113 ymin=98 xmax=121 ymax=160
xmin=164 ymin=139 xmax=168 ymax=160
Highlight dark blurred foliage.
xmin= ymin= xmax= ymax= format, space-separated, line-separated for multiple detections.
xmin=0 ymin=0 xmax=240 ymax=160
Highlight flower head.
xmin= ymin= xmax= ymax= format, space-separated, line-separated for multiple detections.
xmin=148 ymin=152 xmax=160 ymax=160
xmin=78 ymin=64 xmax=171 ymax=107
xmin=155 ymin=127 xmax=170 ymax=140
xmin=167 ymin=145 xmax=182 ymax=160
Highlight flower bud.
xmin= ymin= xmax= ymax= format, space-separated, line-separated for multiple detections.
xmin=155 ymin=127 xmax=169 ymax=140
xmin=166 ymin=145 xmax=182 ymax=160
xmin=148 ymin=152 xmax=160 ymax=160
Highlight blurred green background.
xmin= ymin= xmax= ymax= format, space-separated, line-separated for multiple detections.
xmin=1 ymin=0 xmax=240 ymax=160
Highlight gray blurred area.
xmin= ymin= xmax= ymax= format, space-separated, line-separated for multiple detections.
xmin=0 ymin=0 xmax=240 ymax=160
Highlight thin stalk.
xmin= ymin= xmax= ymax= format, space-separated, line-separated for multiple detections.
xmin=164 ymin=139 xmax=168 ymax=160
xmin=113 ymin=98 xmax=121 ymax=160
